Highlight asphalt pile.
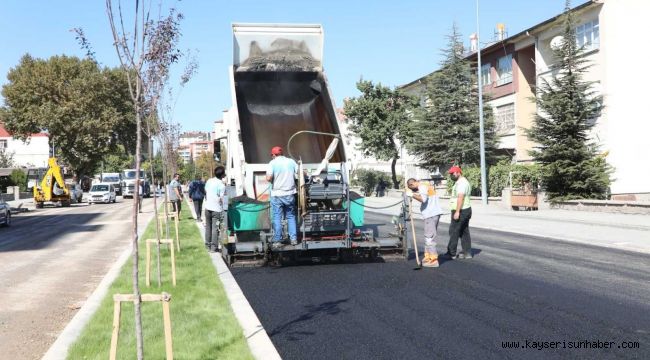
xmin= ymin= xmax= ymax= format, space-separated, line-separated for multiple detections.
xmin=230 ymin=195 xmax=268 ymax=205
xmin=238 ymin=50 xmax=320 ymax=72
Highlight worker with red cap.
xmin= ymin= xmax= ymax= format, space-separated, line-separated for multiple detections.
xmin=266 ymin=145 xmax=299 ymax=248
xmin=445 ymin=165 xmax=473 ymax=259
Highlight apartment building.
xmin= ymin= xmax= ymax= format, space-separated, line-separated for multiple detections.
xmin=401 ymin=0 xmax=649 ymax=198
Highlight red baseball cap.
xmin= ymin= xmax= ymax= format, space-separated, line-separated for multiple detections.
xmin=448 ymin=165 xmax=462 ymax=174
xmin=271 ymin=146 xmax=283 ymax=156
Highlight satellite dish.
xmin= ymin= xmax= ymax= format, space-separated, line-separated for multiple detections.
xmin=550 ymin=35 xmax=564 ymax=50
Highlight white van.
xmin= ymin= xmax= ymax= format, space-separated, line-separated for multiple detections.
xmin=88 ymin=183 xmax=117 ymax=204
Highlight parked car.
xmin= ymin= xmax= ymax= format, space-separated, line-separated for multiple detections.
xmin=88 ymin=183 xmax=117 ymax=204
xmin=67 ymin=183 xmax=84 ymax=203
xmin=0 ymin=198 xmax=11 ymax=227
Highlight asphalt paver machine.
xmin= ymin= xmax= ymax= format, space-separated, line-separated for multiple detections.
xmin=220 ymin=23 xmax=407 ymax=266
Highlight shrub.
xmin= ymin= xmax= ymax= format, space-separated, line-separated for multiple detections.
xmin=351 ymin=169 xmax=395 ymax=196
xmin=9 ymin=169 xmax=28 ymax=192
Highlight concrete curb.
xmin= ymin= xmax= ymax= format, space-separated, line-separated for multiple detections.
xmin=187 ymin=199 xmax=281 ymax=360
xmin=42 ymin=203 xmax=156 ymax=360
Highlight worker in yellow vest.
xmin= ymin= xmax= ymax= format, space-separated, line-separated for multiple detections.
xmin=445 ymin=166 xmax=473 ymax=259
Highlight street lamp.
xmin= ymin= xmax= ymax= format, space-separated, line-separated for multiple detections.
xmin=476 ymin=0 xmax=488 ymax=205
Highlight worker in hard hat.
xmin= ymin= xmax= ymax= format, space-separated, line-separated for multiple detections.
xmin=266 ymin=146 xmax=299 ymax=248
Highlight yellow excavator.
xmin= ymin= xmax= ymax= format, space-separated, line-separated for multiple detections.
xmin=34 ymin=157 xmax=71 ymax=208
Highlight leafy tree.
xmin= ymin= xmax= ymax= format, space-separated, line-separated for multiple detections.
xmin=103 ymin=144 xmax=135 ymax=172
xmin=344 ymin=80 xmax=418 ymax=189
xmin=195 ymin=151 xmax=217 ymax=179
xmin=407 ymin=24 xmax=499 ymax=171
xmin=525 ymin=1 xmax=611 ymax=201
xmin=1 ymin=55 xmax=135 ymax=178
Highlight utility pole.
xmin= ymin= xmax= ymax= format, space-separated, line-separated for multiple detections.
xmin=476 ymin=0 xmax=488 ymax=205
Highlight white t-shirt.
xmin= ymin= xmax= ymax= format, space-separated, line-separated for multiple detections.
xmin=204 ymin=177 xmax=226 ymax=212
xmin=266 ymin=156 xmax=298 ymax=197
xmin=418 ymin=184 xmax=444 ymax=219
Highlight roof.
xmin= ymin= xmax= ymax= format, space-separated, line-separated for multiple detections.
xmin=0 ymin=124 xmax=10 ymax=137
xmin=399 ymin=1 xmax=597 ymax=89
xmin=0 ymin=122 xmax=49 ymax=138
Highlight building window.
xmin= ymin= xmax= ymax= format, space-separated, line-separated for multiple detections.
xmin=495 ymin=103 xmax=515 ymax=135
xmin=480 ymin=63 xmax=491 ymax=86
xmin=576 ymin=19 xmax=599 ymax=51
xmin=0 ymin=139 xmax=7 ymax=149
xmin=496 ymin=54 xmax=513 ymax=86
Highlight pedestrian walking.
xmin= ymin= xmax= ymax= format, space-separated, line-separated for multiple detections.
xmin=204 ymin=166 xmax=226 ymax=252
xmin=445 ymin=165 xmax=473 ymax=259
xmin=137 ymin=179 xmax=144 ymax=213
xmin=407 ymin=178 xmax=444 ymax=267
xmin=188 ymin=175 xmax=206 ymax=222
xmin=168 ymin=173 xmax=183 ymax=215
xmin=266 ymin=146 xmax=298 ymax=248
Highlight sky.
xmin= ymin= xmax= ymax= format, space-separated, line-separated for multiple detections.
xmin=0 ymin=0 xmax=575 ymax=133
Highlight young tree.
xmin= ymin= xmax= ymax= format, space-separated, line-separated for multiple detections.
xmin=344 ymin=80 xmax=417 ymax=189
xmin=0 ymin=55 xmax=135 ymax=177
xmin=407 ymin=24 xmax=499 ymax=171
xmin=103 ymin=1 xmax=190 ymax=357
xmin=526 ymin=1 xmax=611 ymax=201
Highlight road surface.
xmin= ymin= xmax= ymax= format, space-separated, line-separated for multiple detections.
xmin=232 ymin=212 xmax=650 ymax=360
xmin=0 ymin=198 xmax=152 ymax=360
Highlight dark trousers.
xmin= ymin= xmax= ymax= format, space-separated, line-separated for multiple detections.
xmin=447 ymin=207 xmax=472 ymax=256
xmin=204 ymin=209 xmax=222 ymax=246
xmin=193 ymin=199 xmax=203 ymax=220
xmin=173 ymin=199 xmax=182 ymax=214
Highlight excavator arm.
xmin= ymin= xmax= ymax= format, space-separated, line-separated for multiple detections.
xmin=34 ymin=157 xmax=71 ymax=207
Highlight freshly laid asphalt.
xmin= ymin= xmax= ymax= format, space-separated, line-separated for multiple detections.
xmin=231 ymin=212 xmax=650 ymax=360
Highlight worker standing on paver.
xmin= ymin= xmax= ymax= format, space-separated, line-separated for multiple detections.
xmin=266 ymin=146 xmax=298 ymax=248
xmin=445 ymin=165 xmax=473 ymax=259
xmin=407 ymin=178 xmax=444 ymax=267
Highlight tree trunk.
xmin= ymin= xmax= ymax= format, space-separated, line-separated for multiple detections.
xmin=391 ymin=156 xmax=399 ymax=189
xmin=132 ymin=107 xmax=144 ymax=360
xmin=147 ymin=126 xmax=162 ymax=287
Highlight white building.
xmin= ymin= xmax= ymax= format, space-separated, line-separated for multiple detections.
xmin=0 ymin=123 xmax=49 ymax=167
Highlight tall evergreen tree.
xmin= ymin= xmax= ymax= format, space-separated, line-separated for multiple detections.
xmin=407 ymin=24 xmax=499 ymax=170
xmin=526 ymin=1 xmax=611 ymax=201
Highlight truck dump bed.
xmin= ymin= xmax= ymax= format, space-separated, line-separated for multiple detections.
xmin=234 ymin=71 xmax=345 ymax=164
xmin=231 ymin=23 xmax=346 ymax=165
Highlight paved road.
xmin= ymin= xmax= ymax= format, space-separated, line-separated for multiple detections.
xmin=0 ymin=198 xmax=152 ymax=360
xmin=232 ymin=212 xmax=650 ymax=360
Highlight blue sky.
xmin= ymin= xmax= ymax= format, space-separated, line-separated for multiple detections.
xmin=0 ymin=0 xmax=573 ymax=133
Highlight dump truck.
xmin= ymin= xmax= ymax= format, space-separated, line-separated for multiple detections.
xmin=222 ymin=23 xmax=407 ymax=266
xmin=33 ymin=157 xmax=71 ymax=208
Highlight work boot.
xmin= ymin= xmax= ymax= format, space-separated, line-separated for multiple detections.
xmin=422 ymin=252 xmax=440 ymax=268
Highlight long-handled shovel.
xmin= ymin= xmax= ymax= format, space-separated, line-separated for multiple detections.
xmin=408 ymin=197 xmax=422 ymax=270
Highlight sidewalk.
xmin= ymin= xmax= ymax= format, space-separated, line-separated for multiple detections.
xmin=6 ymin=198 xmax=35 ymax=212
xmin=363 ymin=195 xmax=650 ymax=254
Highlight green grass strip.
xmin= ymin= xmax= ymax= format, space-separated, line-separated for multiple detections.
xmin=67 ymin=205 xmax=253 ymax=359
